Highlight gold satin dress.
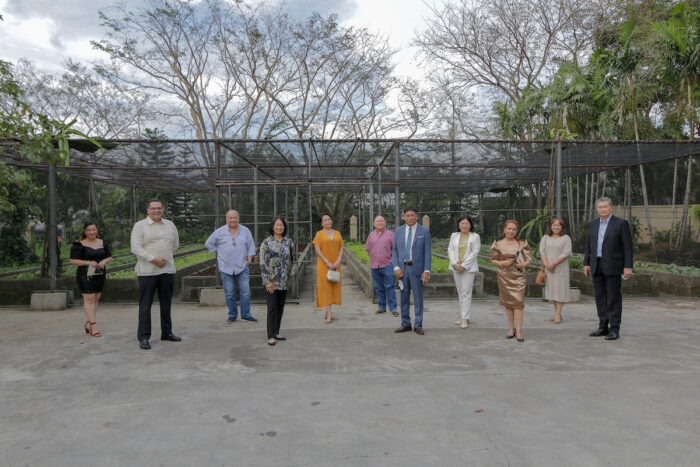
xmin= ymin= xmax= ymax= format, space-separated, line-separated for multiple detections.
xmin=491 ymin=240 xmax=532 ymax=308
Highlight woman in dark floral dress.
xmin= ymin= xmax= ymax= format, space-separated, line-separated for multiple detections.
xmin=260 ymin=216 xmax=294 ymax=346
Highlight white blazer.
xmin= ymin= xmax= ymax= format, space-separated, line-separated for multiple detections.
xmin=448 ymin=231 xmax=481 ymax=273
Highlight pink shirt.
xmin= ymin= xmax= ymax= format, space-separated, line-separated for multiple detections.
xmin=365 ymin=229 xmax=395 ymax=269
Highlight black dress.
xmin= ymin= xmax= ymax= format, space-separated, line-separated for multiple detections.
xmin=70 ymin=240 xmax=112 ymax=294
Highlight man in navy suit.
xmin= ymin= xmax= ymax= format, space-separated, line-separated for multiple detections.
xmin=392 ymin=207 xmax=432 ymax=335
xmin=583 ymin=197 xmax=633 ymax=340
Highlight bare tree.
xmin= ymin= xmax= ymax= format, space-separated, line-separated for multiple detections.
xmin=92 ymin=0 xmax=241 ymax=163
xmin=414 ymin=0 xmax=595 ymax=105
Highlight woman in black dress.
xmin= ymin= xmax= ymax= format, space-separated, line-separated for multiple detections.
xmin=69 ymin=222 xmax=113 ymax=337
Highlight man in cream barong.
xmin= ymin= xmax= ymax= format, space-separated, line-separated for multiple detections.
xmin=131 ymin=199 xmax=182 ymax=350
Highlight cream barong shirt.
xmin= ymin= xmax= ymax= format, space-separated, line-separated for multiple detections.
xmin=130 ymin=217 xmax=180 ymax=276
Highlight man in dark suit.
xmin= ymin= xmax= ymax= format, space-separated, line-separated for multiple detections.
xmin=392 ymin=207 xmax=431 ymax=335
xmin=583 ymin=197 xmax=633 ymax=340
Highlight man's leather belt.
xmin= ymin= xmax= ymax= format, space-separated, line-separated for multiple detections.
xmin=404 ymin=261 xmax=413 ymax=265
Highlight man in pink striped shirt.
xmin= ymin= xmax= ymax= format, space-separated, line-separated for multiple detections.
xmin=365 ymin=216 xmax=398 ymax=316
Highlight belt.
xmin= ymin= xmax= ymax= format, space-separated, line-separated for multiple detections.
xmin=404 ymin=261 xmax=413 ymax=265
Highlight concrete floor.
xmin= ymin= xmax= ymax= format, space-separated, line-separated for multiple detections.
xmin=1 ymin=269 xmax=700 ymax=467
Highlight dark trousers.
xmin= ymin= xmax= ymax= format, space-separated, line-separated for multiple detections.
xmin=266 ymin=289 xmax=287 ymax=339
xmin=399 ymin=264 xmax=424 ymax=329
xmin=592 ymin=261 xmax=623 ymax=332
xmin=137 ymin=273 xmax=174 ymax=341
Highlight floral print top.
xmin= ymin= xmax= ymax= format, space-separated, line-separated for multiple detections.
xmin=260 ymin=236 xmax=295 ymax=290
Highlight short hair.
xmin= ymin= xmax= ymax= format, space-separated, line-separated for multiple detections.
xmin=403 ymin=207 xmax=418 ymax=214
xmin=147 ymin=198 xmax=163 ymax=209
xmin=320 ymin=212 xmax=332 ymax=221
xmin=268 ymin=216 xmax=288 ymax=237
xmin=456 ymin=216 xmax=475 ymax=233
xmin=546 ymin=217 xmax=567 ymax=236
xmin=595 ymin=197 xmax=613 ymax=207
xmin=501 ymin=219 xmax=520 ymax=240
xmin=80 ymin=221 xmax=99 ymax=240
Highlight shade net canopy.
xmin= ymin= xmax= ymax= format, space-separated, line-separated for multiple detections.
xmin=1 ymin=139 xmax=698 ymax=193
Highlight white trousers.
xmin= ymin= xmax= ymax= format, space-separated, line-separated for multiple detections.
xmin=452 ymin=271 xmax=475 ymax=320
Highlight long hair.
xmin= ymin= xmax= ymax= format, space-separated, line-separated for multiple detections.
xmin=501 ymin=219 xmax=520 ymax=240
xmin=546 ymin=217 xmax=567 ymax=236
xmin=80 ymin=222 xmax=99 ymax=240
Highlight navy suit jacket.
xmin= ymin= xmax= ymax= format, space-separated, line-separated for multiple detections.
xmin=583 ymin=215 xmax=633 ymax=276
xmin=392 ymin=224 xmax=432 ymax=276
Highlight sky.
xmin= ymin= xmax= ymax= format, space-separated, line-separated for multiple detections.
xmin=0 ymin=0 xmax=434 ymax=78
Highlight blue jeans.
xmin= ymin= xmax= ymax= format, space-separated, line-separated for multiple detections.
xmin=400 ymin=264 xmax=424 ymax=329
xmin=371 ymin=265 xmax=397 ymax=311
xmin=220 ymin=268 xmax=252 ymax=319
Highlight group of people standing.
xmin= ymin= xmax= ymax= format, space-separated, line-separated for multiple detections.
xmin=68 ymin=196 xmax=633 ymax=349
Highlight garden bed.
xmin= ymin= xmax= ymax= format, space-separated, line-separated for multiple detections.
xmin=0 ymin=249 xmax=216 ymax=305
xmin=181 ymin=243 xmax=312 ymax=303
xmin=343 ymin=243 xmax=484 ymax=301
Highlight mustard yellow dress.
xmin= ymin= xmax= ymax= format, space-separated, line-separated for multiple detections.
xmin=491 ymin=240 xmax=532 ymax=308
xmin=313 ymin=229 xmax=344 ymax=307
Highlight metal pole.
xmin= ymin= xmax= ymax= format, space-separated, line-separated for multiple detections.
xmin=369 ymin=180 xmax=374 ymax=236
xmin=294 ymin=186 xmax=299 ymax=300
xmin=131 ymin=185 xmax=137 ymax=226
xmin=228 ymin=184 xmax=232 ymax=210
xmin=253 ymin=167 xmax=259 ymax=244
xmin=48 ymin=162 xmax=57 ymax=292
xmin=360 ymin=187 xmax=364 ymax=241
xmin=626 ymin=166 xmax=632 ymax=223
xmin=215 ymin=142 xmax=221 ymax=228
xmin=556 ymin=140 xmax=562 ymax=217
xmin=308 ymin=183 xmax=313 ymax=243
xmin=284 ymin=186 xmax=288 ymax=218
xmin=294 ymin=186 xmax=299 ymax=240
xmin=394 ymin=141 xmax=400 ymax=229
xmin=378 ymin=163 xmax=382 ymax=217
xmin=273 ymin=183 xmax=278 ymax=216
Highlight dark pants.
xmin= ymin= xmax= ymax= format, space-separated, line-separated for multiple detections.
xmin=137 ymin=273 xmax=174 ymax=341
xmin=592 ymin=260 xmax=622 ymax=332
xmin=266 ymin=289 xmax=287 ymax=339
xmin=399 ymin=264 xmax=424 ymax=329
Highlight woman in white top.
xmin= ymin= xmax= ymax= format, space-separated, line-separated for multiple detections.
xmin=539 ymin=217 xmax=572 ymax=324
xmin=448 ymin=216 xmax=481 ymax=328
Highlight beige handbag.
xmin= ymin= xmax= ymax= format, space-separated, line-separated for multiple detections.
xmin=326 ymin=269 xmax=341 ymax=283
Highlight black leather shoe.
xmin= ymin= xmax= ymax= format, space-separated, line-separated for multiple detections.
xmin=160 ymin=334 xmax=182 ymax=342
xmin=139 ymin=340 xmax=151 ymax=350
xmin=275 ymin=335 xmax=287 ymax=341
xmin=241 ymin=316 xmax=258 ymax=322
xmin=226 ymin=317 xmax=237 ymax=323
xmin=605 ymin=330 xmax=620 ymax=340
xmin=394 ymin=325 xmax=412 ymax=333
xmin=589 ymin=328 xmax=609 ymax=337
xmin=414 ymin=328 xmax=424 ymax=335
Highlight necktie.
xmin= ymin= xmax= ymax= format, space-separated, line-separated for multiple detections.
xmin=405 ymin=227 xmax=413 ymax=260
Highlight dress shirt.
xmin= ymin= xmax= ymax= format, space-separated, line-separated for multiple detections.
xmin=205 ymin=224 xmax=256 ymax=275
xmin=131 ymin=217 xmax=179 ymax=276
xmin=365 ymin=229 xmax=394 ymax=269
xmin=597 ymin=217 xmax=610 ymax=258
xmin=404 ymin=225 xmax=415 ymax=261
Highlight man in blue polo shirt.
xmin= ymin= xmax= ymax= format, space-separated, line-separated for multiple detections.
xmin=206 ymin=210 xmax=257 ymax=323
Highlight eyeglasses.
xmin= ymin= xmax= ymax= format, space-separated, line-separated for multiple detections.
xmin=231 ymin=239 xmax=237 ymax=247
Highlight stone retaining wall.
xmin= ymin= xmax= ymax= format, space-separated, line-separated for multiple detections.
xmin=0 ymin=258 xmax=216 ymax=305
xmin=343 ymin=247 xmax=485 ymax=301
xmin=181 ymin=243 xmax=312 ymax=303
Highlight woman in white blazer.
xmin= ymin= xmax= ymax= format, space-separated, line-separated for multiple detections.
xmin=448 ymin=216 xmax=481 ymax=328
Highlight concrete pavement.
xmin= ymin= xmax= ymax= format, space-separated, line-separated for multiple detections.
xmin=1 ymin=270 xmax=699 ymax=466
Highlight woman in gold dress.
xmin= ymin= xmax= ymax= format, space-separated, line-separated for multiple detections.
xmin=491 ymin=220 xmax=532 ymax=342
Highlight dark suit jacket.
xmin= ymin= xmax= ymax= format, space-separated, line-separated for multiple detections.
xmin=583 ymin=215 xmax=633 ymax=276
xmin=392 ymin=224 xmax=432 ymax=276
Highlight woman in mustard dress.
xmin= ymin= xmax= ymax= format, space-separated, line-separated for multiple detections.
xmin=491 ymin=220 xmax=532 ymax=342
xmin=313 ymin=213 xmax=344 ymax=323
